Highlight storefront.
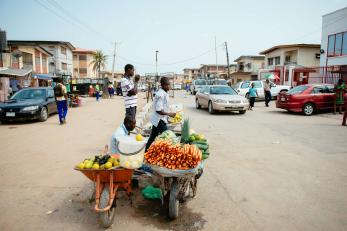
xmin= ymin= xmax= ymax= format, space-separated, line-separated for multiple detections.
xmin=0 ymin=68 xmax=32 ymax=102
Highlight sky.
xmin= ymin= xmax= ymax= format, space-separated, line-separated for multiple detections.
xmin=0 ymin=0 xmax=346 ymax=75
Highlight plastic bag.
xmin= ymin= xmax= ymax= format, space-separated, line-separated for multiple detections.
xmin=142 ymin=185 xmax=162 ymax=201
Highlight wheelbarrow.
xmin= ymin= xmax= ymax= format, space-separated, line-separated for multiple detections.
xmin=75 ymin=163 xmax=134 ymax=228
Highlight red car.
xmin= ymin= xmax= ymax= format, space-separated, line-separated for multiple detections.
xmin=276 ymin=84 xmax=335 ymax=116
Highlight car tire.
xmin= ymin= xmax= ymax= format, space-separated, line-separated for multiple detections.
xmin=239 ymin=110 xmax=246 ymax=114
xmin=38 ymin=107 xmax=48 ymax=122
xmin=302 ymin=103 xmax=315 ymax=116
xmin=196 ymin=99 xmax=201 ymax=109
xmin=208 ymin=101 xmax=215 ymax=114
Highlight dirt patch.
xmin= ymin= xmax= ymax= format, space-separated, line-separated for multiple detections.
xmin=132 ymin=190 xmax=207 ymax=231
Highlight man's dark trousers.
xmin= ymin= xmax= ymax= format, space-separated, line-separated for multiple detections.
xmin=265 ymin=91 xmax=271 ymax=106
xmin=145 ymin=120 xmax=167 ymax=151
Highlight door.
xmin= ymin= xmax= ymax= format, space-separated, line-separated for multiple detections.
xmin=323 ymin=86 xmax=335 ymax=109
xmin=253 ymin=81 xmax=264 ymax=98
xmin=240 ymin=82 xmax=250 ymax=96
xmin=200 ymin=86 xmax=210 ymax=107
xmin=46 ymin=89 xmax=57 ymax=113
xmin=311 ymin=86 xmax=326 ymax=110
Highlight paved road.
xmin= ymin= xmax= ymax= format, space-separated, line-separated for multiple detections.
xmin=0 ymin=91 xmax=346 ymax=231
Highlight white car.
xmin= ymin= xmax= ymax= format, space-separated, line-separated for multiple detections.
xmin=233 ymin=80 xmax=290 ymax=99
xmin=190 ymin=79 xmax=207 ymax=95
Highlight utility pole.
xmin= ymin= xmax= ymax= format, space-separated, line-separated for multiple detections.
xmin=111 ymin=41 xmax=117 ymax=83
xmin=155 ymin=50 xmax=159 ymax=82
xmin=215 ymin=36 xmax=218 ymax=77
xmin=225 ymin=41 xmax=230 ymax=80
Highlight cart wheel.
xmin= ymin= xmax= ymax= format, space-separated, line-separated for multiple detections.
xmin=98 ymin=186 xmax=116 ymax=228
xmin=169 ymin=180 xmax=179 ymax=219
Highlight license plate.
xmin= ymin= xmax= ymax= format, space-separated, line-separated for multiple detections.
xmin=6 ymin=112 xmax=15 ymax=117
xmin=281 ymin=97 xmax=286 ymax=102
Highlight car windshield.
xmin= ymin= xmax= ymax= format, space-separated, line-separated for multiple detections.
xmin=252 ymin=81 xmax=262 ymax=88
xmin=210 ymin=86 xmax=237 ymax=95
xmin=195 ymin=80 xmax=206 ymax=85
xmin=241 ymin=82 xmax=250 ymax=89
xmin=287 ymin=85 xmax=309 ymax=95
xmin=11 ymin=89 xmax=46 ymax=100
xmin=214 ymin=79 xmax=227 ymax=85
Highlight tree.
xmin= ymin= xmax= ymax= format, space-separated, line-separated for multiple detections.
xmin=90 ymin=50 xmax=107 ymax=78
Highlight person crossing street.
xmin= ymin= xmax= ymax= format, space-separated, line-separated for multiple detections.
xmin=264 ymin=79 xmax=272 ymax=107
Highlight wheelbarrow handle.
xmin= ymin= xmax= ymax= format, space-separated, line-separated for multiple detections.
xmin=115 ymin=140 xmax=146 ymax=156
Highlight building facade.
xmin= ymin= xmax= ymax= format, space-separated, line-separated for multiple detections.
xmin=199 ymin=64 xmax=228 ymax=77
xmin=183 ymin=68 xmax=201 ymax=81
xmin=72 ymin=48 xmax=96 ymax=78
xmin=8 ymin=41 xmax=76 ymax=78
xmin=259 ymin=44 xmax=321 ymax=86
xmin=230 ymin=56 xmax=265 ymax=84
xmin=320 ymin=7 xmax=347 ymax=82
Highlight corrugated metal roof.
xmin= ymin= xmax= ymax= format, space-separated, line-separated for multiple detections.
xmin=0 ymin=68 xmax=32 ymax=77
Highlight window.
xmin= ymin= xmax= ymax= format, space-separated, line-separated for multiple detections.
xmin=35 ymin=56 xmax=40 ymax=66
xmin=48 ymin=89 xmax=54 ymax=98
xmin=287 ymin=85 xmax=308 ymax=95
xmin=327 ymin=34 xmax=335 ymax=56
xmin=61 ymin=62 xmax=67 ymax=70
xmin=335 ymin=33 xmax=343 ymax=56
xmin=241 ymin=82 xmax=250 ymax=89
xmin=253 ymin=81 xmax=263 ymax=88
xmin=48 ymin=46 xmax=55 ymax=50
xmin=210 ymin=86 xmax=237 ymax=95
xmin=285 ymin=56 xmax=291 ymax=62
xmin=343 ymin=33 xmax=347 ymax=55
xmin=42 ymin=56 xmax=47 ymax=65
xmin=79 ymin=55 xmax=87 ymax=61
xmin=22 ymin=53 xmax=33 ymax=64
xmin=73 ymin=55 xmax=78 ymax=60
xmin=311 ymin=87 xmax=325 ymax=94
xmin=328 ymin=32 xmax=347 ymax=57
xmin=79 ymin=68 xmax=87 ymax=74
xmin=74 ymin=68 xmax=78 ymax=72
xmin=275 ymin=56 xmax=280 ymax=65
xmin=194 ymin=79 xmax=206 ymax=85
xmin=268 ymin=58 xmax=273 ymax=65
xmin=61 ymin=46 xmax=67 ymax=55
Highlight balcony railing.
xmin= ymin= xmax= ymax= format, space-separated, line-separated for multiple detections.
xmin=284 ymin=61 xmax=297 ymax=65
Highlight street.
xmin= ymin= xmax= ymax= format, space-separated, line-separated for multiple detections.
xmin=0 ymin=91 xmax=346 ymax=231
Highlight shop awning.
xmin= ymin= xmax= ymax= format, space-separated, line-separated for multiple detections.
xmin=264 ymin=73 xmax=280 ymax=80
xmin=33 ymin=73 xmax=54 ymax=80
xmin=0 ymin=68 xmax=32 ymax=77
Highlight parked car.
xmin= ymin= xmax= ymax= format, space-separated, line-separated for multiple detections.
xmin=195 ymin=85 xmax=249 ymax=114
xmin=190 ymin=79 xmax=207 ymax=95
xmin=276 ymin=84 xmax=336 ymax=116
xmin=213 ymin=79 xmax=227 ymax=85
xmin=173 ymin=83 xmax=182 ymax=90
xmin=0 ymin=87 xmax=58 ymax=122
xmin=234 ymin=80 xmax=291 ymax=99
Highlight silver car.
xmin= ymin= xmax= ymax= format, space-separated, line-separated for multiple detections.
xmin=195 ymin=85 xmax=249 ymax=114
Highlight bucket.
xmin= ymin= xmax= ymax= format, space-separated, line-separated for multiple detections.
xmin=116 ymin=135 xmax=147 ymax=169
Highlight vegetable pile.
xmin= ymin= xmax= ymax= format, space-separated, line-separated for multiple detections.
xmin=144 ymin=140 xmax=202 ymax=169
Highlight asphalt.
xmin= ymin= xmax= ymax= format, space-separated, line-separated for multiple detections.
xmin=0 ymin=91 xmax=346 ymax=231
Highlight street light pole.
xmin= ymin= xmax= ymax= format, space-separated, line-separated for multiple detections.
xmin=155 ymin=50 xmax=159 ymax=82
xmin=111 ymin=41 xmax=117 ymax=83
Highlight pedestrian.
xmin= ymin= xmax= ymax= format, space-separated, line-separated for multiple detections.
xmin=110 ymin=116 xmax=136 ymax=153
xmin=108 ymin=82 xmax=113 ymax=99
xmin=95 ymin=84 xmax=100 ymax=101
xmin=89 ymin=85 xmax=95 ymax=97
xmin=54 ymin=78 xmax=68 ymax=125
xmin=145 ymin=77 xmax=176 ymax=151
xmin=248 ymin=83 xmax=258 ymax=110
xmin=17 ymin=84 xmax=22 ymax=91
xmin=264 ymin=79 xmax=272 ymax=107
xmin=121 ymin=64 xmax=139 ymax=120
xmin=334 ymin=79 xmax=346 ymax=114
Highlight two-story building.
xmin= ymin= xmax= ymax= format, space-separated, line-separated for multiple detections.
xmin=183 ymin=68 xmax=201 ymax=81
xmin=259 ymin=44 xmax=320 ymax=86
xmin=230 ymin=56 xmax=265 ymax=84
xmin=72 ymin=48 xmax=96 ymax=78
xmin=8 ymin=41 xmax=76 ymax=79
xmin=320 ymin=7 xmax=347 ymax=82
xmin=199 ymin=64 xmax=228 ymax=77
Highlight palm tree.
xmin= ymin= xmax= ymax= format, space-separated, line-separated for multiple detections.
xmin=90 ymin=50 xmax=107 ymax=78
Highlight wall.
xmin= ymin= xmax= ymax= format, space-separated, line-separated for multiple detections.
xmin=296 ymin=47 xmax=320 ymax=67
xmin=41 ymin=44 xmax=73 ymax=76
xmin=320 ymin=7 xmax=347 ymax=67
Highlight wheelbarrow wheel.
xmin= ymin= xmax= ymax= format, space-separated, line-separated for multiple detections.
xmin=98 ymin=186 xmax=116 ymax=228
xmin=169 ymin=180 xmax=179 ymax=219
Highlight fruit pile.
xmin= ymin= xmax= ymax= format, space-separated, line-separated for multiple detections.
xmin=168 ymin=112 xmax=183 ymax=124
xmin=75 ymin=154 xmax=120 ymax=170
xmin=144 ymin=140 xmax=202 ymax=169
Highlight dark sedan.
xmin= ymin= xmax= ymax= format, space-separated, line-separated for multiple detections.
xmin=0 ymin=87 xmax=57 ymax=122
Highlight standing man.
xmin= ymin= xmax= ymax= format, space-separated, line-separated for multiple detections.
xmin=121 ymin=64 xmax=139 ymax=120
xmin=264 ymin=79 xmax=272 ymax=107
xmin=95 ymin=84 xmax=100 ymax=101
xmin=145 ymin=77 xmax=176 ymax=151
xmin=54 ymin=78 xmax=68 ymax=125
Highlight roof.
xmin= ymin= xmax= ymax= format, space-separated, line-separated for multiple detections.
xmin=183 ymin=68 xmax=200 ymax=70
xmin=8 ymin=40 xmax=75 ymax=50
xmin=259 ymin=44 xmax=320 ymax=55
xmin=0 ymin=68 xmax=32 ymax=77
xmin=200 ymin=64 xmax=228 ymax=67
xmin=322 ymin=6 xmax=347 ymax=17
xmin=234 ymin=56 xmax=265 ymax=62
xmin=73 ymin=47 xmax=96 ymax=54
xmin=32 ymin=73 xmax=54 ymax=80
